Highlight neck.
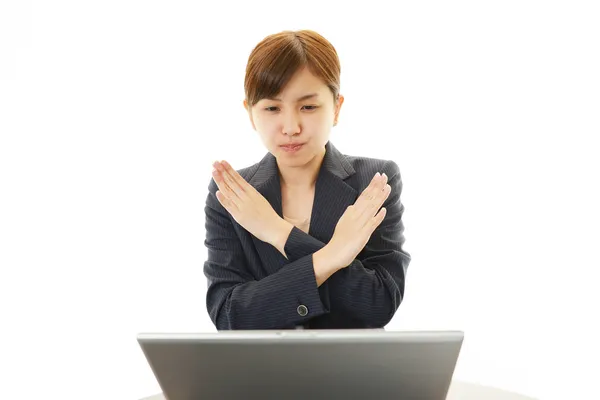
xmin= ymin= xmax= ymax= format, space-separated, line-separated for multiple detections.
xmin=278 ymin=146 xmax=326 ymax=190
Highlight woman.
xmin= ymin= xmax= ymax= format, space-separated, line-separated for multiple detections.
xmin=204 ymin=30 xmax=411 ymax=330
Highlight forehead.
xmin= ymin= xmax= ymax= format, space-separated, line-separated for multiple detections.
xmin=270 ymin=67 xmax=329 ymax=100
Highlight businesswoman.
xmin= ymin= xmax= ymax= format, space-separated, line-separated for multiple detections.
xmin=204 ymin=30 xmax=411 ymax=330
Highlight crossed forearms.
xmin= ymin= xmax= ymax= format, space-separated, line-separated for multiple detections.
xmin=270 ymin=217 xmax=341 ymax=286
xmin=212 ymin=160 xmax=391 ymax=287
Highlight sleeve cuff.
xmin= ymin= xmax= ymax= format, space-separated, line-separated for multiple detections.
xmin=284 ymin=226 xmax=327 ymax=262
xmin=287 ymin=253 xmax=330 ymax=322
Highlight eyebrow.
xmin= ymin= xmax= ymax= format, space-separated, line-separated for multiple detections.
xmin=265 ymin=93 xmax=319 ymax=102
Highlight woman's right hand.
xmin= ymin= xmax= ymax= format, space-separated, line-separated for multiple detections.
xmin=327 ymin=172 xmax=391 ymax=268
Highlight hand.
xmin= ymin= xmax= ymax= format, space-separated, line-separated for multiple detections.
xmin=211 ymin=160 xmax=291 ymax=246
xmin=327 ymin=172 xmax=391 ymax=268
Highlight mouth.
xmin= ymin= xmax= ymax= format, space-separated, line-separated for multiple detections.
xmin=280 ymin=143 xmax=305 ymax=152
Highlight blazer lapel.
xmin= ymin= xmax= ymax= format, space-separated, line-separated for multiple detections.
xmin=248 ymin=141 xmax=358 ymax=275
xmin=308 ymin=143 xmax=357 ymax=244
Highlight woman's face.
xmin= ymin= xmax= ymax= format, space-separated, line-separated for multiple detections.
xmin=244 ymin=67 xmax=344 ymax=168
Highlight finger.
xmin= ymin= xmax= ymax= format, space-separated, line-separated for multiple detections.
xmin=221 ymin=160 xmax=254 ymax=194
xmin=212 ymin=169 xmax=240 ymax=208
xmin=221 ymin=160 xmax=250 ymax=190
xmin=360 ymin=186 xmax=390 ymax=225
xmin=361 ymin=206 xmax=386 ymax=237
xmin=377 ymin=173 xmax=388 ymax=191
xmin=359 ymin=179 xmax=390 ymax=220
xmin=369 ymin=207 xmax=387 ymax=232
xmin=213 ymin=162 xmax=240 ymax=196
xmin=221 ymin=167 xmax=248 ymax=200
xmin=355 ymin=173 xmax=380 ymax=208
xmin=215 ymin=190 xmax=238 ymax=212
xmin=370 ymin=174 xmax=389 ymax=203
xmin=215 ymin=161 xmax=248 ymax=200
xmin=357 ymin=173 xmax=387 ymax=207
xmin=212 ymin=167 xmax=236 ymax=198
xmin=377 ymin=184 xmax=391 ymax=209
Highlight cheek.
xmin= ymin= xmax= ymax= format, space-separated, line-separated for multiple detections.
xmin=304 ymin=113 xmax=332 ymax=128
xmin=256 ymin=124 xmax=279 ymax=140
xmin=252 ymin=116 xmax=272 ymax=133
xmin=253 ymin=121 xmax=280 ymax=146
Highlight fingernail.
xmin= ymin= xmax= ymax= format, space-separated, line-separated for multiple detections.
xmin=382 ymin=173 xmax=387 ymax=179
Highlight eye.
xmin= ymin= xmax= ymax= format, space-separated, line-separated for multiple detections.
xmin=265 ymin=106 xmax=279 ymax=112
xmin=302 ymin=105 xmax=319 ymax=111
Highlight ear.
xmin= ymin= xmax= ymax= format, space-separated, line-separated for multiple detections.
xmin=334 ymin=94 xmax=344 ymax=126
xmin=243 ymin=99 xmax=256 ymax=131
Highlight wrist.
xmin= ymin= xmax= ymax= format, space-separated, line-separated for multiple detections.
xmin=313 ymin=244 xmax=344 ymax=286
xmin=270 ymin=217 xmax=294 ymax=255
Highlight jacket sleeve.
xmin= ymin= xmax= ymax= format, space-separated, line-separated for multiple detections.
xmin=203 ymin=179 xmax=330 ymax=330
xmin=283 ymin=160 xmax=411 ymax=328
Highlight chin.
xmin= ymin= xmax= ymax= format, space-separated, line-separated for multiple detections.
xmin=277 ymin=157 xmax=308 ymax=168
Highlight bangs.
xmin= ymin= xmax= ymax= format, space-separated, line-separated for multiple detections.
xmin=246 ymin=40 xmax=306 ymax=106
xmin=245 ymin=30 xmax=340 ymax=107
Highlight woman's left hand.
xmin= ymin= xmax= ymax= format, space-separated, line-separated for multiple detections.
xmin=211 ymin=160 xmax=288 ymax=246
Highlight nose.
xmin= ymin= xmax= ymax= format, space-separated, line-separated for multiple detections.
xmin=282 ymin=110 xmax=301 ymax=136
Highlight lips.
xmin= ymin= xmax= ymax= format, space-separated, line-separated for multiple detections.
xmin=280 ymin=143 xmax=304 ymax=153
xmin=280 ymin=143 xmax=304 ymax=150
xmin=280 ymin=143 xmax=304 ymax=147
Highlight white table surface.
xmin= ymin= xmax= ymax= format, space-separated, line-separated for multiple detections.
xmin=139 ymin=380 xmax=538 ymax=400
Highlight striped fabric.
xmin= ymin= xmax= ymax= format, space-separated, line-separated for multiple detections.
xmin=203 ymin=141 xmax=411 ymax=330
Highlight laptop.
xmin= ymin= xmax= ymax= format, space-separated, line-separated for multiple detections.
xmin=137 ymin=329 xmax=464 ymax=400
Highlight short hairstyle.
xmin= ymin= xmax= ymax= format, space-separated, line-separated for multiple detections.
xmin=244 ymin=30 xmax=341 ymax=107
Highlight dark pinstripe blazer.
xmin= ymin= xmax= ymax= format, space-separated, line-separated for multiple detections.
xmin=203 ymin=141 xmax=410 ymax=330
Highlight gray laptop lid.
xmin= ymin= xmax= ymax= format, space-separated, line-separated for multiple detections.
xmin=138 ymin=329 xmax=464 ymax=400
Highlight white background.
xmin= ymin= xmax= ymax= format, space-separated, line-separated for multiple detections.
xmin=1 ymin=1 xmax=599 ymax=399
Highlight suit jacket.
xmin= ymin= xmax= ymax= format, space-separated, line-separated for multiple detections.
xmin=203 ymin=141 xmax=411 ymax=330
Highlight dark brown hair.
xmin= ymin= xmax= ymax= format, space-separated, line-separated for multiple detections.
xmin=244 ymin=30 xmax=341 ymax=107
